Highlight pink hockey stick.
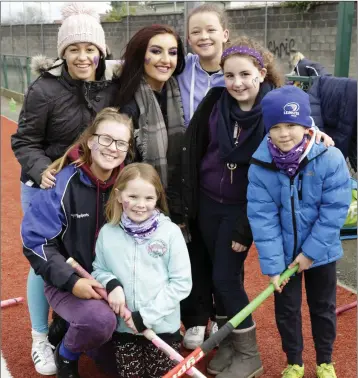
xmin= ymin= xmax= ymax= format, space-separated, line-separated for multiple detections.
xmin=1 ymin=297 xmax=24 ymax=308
xmin=66 ymin=257 xmax=206 ymax=378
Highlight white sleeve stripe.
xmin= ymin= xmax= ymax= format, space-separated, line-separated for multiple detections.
xmin=21 ymin=172 xmax=76 ymax=261
xmin=305 ymin=66 xmax=319 ymax=76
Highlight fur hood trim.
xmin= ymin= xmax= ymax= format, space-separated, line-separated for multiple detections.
xmin=30 ymin=55 xmax=122 ymax=80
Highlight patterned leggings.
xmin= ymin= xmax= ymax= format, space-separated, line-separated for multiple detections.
xmin=114 ymin=338 xmax=181 ymax=378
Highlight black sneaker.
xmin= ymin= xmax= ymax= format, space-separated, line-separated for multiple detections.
xmin=54 ymin=344 xmax=80 ymax=378
xmin=48 ymin=312 xmax=69 ymax=349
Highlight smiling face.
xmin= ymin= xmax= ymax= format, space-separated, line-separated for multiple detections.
xmin=63 ymin=42 xmax=100 ymax=81
xmin=223 ymin=55 xmax=267 ymax=111
xmin=269 ymin=123 xmax=309 ymax=152
xmin=117 ymin=176 xmax=158 ymax=223
xmin=188 ymin=12 xmax=228 ymax=62
xmin=144 ymin=33 xmax=178 ymax=91
xmin=87 ymin=120 xmax=131 ymax=181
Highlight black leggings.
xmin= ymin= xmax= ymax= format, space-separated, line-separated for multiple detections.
xmin=274 ymin=261 xmax=337 ymax=366
xmin=113 ymin=336 xmax=181 ymax=378
xmin=198 ymin=193 xmax=253 ymax=329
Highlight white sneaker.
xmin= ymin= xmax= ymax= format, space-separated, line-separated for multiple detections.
xmin=208 ymin=321 xmax=218 ymax=337
xmin=183 ymin=326 xmax=206 ymax=350
xmin=31 ymin=330 xmax=57 ymax=375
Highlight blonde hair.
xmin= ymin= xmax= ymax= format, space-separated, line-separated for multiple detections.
xmin=188 ymin=3 xmax=228 ymax=32
xmin=45 ymin=108 xmax=134 ymax=175
xmin=289 ymin=51 xmax=305 ymax=69
xmin=106 ymin=163 xmax=169 ymax=225
xmin=220 ymin=36 xmax=285 ymax=88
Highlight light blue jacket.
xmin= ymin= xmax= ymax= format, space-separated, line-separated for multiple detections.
xmin=247 ymin=136 xmax=351 ymax=276
xmin=92 ymin=213 xmax=192 ymax=334
xmin=177 ymin=53 xmax=225 ymax=127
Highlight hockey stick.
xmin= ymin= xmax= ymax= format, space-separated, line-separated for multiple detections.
xmin=163 ymin=265 xmax=299 ymax=378
xmin=336 ymin=301 xmax=357 ymax=315
xmin=66 ymin=257 xmax=206 ymax=378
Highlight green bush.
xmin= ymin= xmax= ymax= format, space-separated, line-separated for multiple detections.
xmin=281 ymin=1 xmax=325 ymax=12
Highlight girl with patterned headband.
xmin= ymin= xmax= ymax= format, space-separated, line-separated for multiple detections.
xmin=173 ymin=6 xmax=336 ymax=356
xmin=169 ymin=35 xmax=335 ymax=378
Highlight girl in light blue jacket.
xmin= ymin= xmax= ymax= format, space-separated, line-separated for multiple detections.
xmin=247 ymin=86 xmax=351 ymax=378
xmin=92 ymin=162 xmax=192 ymax=378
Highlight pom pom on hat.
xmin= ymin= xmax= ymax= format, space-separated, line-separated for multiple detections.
xmin=61 ymin=2 xmax=100 ymax=22
xmin=57 ymin=2 xmax=106 ymax=58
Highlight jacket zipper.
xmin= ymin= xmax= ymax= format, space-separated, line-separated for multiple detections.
xmin=133 ymin=241 xmax=137 ymax=311
xmin=290 ymin=176 xmax=298 ymax=258
xmin=206 ymin=74 xmax=211 ymax=96
xmin=288 ymin=150 xmax=328 ymax=258
xmin=219 ymin=166 xmax=225 ymax=203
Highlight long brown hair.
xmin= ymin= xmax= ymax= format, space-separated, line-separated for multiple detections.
xmin=106 ymin=163 xmax=169 ymax=225
xmin=45 ymin=108 xmax=134 ymax=175
xmin=115 ymin=24 xmax=186 ymax=108
xmin=221 ymin=36 xmax=285 ymax=88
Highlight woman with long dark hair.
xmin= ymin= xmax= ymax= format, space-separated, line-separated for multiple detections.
xmin=115 ymin=24 xmax=186 ymax=190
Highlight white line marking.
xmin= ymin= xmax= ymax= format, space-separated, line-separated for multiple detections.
xmin=0 ymin=115 xmax=18 ymax=124
xmin=337 ymin=280 xmax=357 ymax=294
xmin=1 ymin=352 xmax=14 ymax=378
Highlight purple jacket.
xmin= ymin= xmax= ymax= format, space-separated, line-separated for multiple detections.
xmin=200 ymin=103 xmax=249 ymax=204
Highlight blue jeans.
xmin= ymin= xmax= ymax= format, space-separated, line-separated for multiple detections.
xmin=21 ymin=183 xmax=50 ymax=334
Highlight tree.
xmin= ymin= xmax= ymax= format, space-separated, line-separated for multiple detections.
xmin=281 ymin=1 xmax=325 ymax=12
xmin=12 ymin=4 xmax=48 ymax=24
xmin=104 ymin=1 xmax=137 ymax=22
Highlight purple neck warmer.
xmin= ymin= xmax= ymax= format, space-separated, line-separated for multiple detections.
xmin=268 ymin=136 xmax=308 ymax=177
xmin=120 ymin=209 xmax=160 ymax=243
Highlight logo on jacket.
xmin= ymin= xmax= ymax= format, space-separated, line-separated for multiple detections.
xmin=147 ymin=240 xmax=168 ymax=258
xmin=71 ymin=213 xmax=89 ymax=219
xmin=283 ymin=102 xmax=300 ymax=117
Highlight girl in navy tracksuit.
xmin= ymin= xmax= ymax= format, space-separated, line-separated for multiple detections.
xmin=22 ymin=108 xmax=133 ymax=378
xmin=247 ymin=86 xmax=351 ymax=378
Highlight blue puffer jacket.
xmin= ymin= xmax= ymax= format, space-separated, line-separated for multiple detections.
xmin=247 ymin=135 xmax=351 ymax=276
xmin=309 ymin=75 xmax=357 ymax=171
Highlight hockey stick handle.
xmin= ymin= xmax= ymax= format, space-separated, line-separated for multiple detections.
xmin=163 ymin=265 xmax=299 ymax=378
xmin=66 ymin=257 xmax=132 ymax=319
xmin=1 ymin=297 xmax=24 ymax=308
xmin=336 ymin=301 xmax=357 ymax=315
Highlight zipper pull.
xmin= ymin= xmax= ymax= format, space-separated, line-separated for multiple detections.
xmin=233 ymin=122 xmax=238 ymax=140
xmin=290 ymin=185 xmax=294 ymax=197
xmin=298 ymin=173 xmax=303 ymax=200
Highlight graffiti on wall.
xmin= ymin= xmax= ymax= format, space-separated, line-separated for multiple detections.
xmin=268 ymin=38 xmax=296 ymax=58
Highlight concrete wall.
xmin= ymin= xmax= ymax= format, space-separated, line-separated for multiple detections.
xmin=225 ymin=2 xmax=357 ymax=76
xmin=1 ymin=2 xmax=357 ymax=82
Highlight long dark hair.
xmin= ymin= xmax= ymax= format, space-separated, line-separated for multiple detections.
xmin=115 ymin=24 xmax=185 ymax=107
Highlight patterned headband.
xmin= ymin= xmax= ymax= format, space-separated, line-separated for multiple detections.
xmin=222 ymin=46 xmax=264 ymax=68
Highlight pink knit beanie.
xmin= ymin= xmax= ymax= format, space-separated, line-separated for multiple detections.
xmin=57 ymin=3 xmax=106 ymax=58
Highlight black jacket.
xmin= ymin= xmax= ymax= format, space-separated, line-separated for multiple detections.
xmin=309 ymin=75 xmax=357 ymax=172
xmin=169 ymin=87 xmax=254 ymax=246
xmin=21 ymin=154 xmax=118 ymax=292
xmin=11 ymin=56 xmax=120 ymax=186
xmin=294 ymin=58 xmax=331 ymax=77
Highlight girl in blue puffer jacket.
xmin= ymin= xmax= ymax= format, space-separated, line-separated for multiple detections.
xmin=247 ymin=85 xmax=351 ymax=378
